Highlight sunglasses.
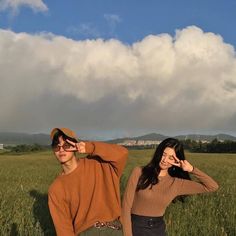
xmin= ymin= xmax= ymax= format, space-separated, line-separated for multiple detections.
xmin=52 ymin=142 xmax=73 ymax=152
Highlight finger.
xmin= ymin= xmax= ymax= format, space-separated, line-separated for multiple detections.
xmin=66 ymin=139 xmax=76 ymax=146
xmin=68 ymin=144 xmax=78 ymax=151
xmin=173 ymin=155 xmax=180 ymax=163
xmin=183 ymin=160 xmax=190 ymax=165
xmin=167 ymin=160 xmax=181 ymax=167
xmin=67 ymin=148 xmax=77 ymax=152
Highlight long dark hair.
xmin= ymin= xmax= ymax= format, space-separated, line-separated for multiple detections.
xmin=136 ymin=138 xmax=191 ymax=199
xmin=51 ymin=130 xmax=78 ymax=147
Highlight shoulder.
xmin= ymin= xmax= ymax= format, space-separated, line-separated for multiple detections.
xmin=48 ymin=176 xmax=64 ymax=196
xmin=130 ymin=166 xmax=142 ymax=178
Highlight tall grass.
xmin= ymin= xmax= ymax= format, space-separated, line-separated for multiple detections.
xmin=0 ymin=150 xmax=235 ymax=235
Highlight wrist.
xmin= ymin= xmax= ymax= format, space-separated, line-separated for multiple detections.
xmin=189 ymin=166 xmax=194 ymax=172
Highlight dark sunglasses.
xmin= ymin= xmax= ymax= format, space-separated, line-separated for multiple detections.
xmin=52 ymin=142 xmax=73 ymax=152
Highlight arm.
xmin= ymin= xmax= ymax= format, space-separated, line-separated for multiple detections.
xmin=85 ymin=141 xmax=128 ymax=177
xmin=121 ymin=167 xmax=141 ymax=236
xmin=176 ymin=167 xmax=219 ymax=196
xmin=48 ymin=189 xmax=75 ymax=236
xmin=66 ymin=140 xmax=128 ymax=176
xmin=168 ymin=157 xmax=219 ymax=195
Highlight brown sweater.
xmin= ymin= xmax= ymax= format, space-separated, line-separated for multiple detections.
xmin=48 ymin=141 xmax=128 ymax=236
xmin=122 ymin=167 xmax=219 ymax=236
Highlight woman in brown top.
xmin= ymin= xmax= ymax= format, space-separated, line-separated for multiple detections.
xmin=122 ymin=138 xmax=219 ymax=236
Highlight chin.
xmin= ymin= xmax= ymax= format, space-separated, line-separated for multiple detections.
xmin=58 ymin=156 xmax=71 ymax=163
xmin=160 ymin=164 xmax=171 ymax=170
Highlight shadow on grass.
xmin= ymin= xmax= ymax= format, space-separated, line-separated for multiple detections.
xmin=29 ymin=190 xmax=56 ymax=236
xmin=10 ymin=223 xmax=19 ymax=236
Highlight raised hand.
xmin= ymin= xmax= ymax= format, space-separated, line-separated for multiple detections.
xmin=168 ymin=155 xmax=194 ymax=172
xmin=66 ymin=139 xmax=86 ymax=153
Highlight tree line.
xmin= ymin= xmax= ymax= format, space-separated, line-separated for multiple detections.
xmin=4 ymin=144 xmax=49 ymax=153
xmin=182 ymin=139 xmax=236 ymax=153
xmin=126 ymin=139 xmax=236 ymax=153
xmin=3 ymin=139 xmax=236 ymax=153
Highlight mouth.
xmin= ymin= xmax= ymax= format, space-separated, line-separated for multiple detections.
xmin=59 ymin=154 xmax=66 ymax=158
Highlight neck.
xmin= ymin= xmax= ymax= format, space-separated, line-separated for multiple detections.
xmin=159 ymin=169 xmax=168 ymax=177
xmin=61 ymin=156 xmax=78 ymax=175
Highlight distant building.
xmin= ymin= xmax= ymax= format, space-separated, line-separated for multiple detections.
xmin=0 ymin=144 xmax=3 ymax=150
xmin=118 ymin=140 xmax=161 ymax=147
xmin=118 ymin=140 xmax=137 ymax=146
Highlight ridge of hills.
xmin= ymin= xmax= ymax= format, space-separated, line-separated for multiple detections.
xmin=0 ymin=132 xmax=236 ymax=145
xmin=107 ymin=133 xmax=236 ymax=143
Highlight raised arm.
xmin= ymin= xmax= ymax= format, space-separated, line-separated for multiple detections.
xmin=168 ymin=156 xmax=219 ymax=195
xmin=175 ymin=167 xmax=219 ymax=196
xmin=48 ymin=188 xmax=75 ymax=236
xmin=87 ymin=141 xmax=128 ymax=176
xmin=121 ymin=167 xmax=141 ymax=236
xmin=66 ymin=139 xmax=128 ymax=176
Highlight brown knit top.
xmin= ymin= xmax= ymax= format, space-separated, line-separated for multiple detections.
xmin=48 ymin=141 xmax=128 ymax=236
xmin=122 ymin=166 xmax=219 ymax=236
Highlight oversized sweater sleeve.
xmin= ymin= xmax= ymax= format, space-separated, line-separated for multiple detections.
xmin=48 ymin=186 xmax=75 ymax=236
xmin=85 ymin=141 xmax=128 ymax=177
xmin=175 ymin=167 xmax=219 ymax=196
xmin=121 ymin=167 xmax=141 ymax=236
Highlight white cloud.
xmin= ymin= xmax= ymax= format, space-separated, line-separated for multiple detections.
xmin=104 ymin=14 xmax=122 ymax=35
xmin=104 ymin=14 xmax=122 ymax=24
xmin=67 ymin=23 xmax=101 ymax=38
xmin=0 ymin=26 xmax=236 ymax=136
xmin=0 ymin=0 xmax=48 ymax=14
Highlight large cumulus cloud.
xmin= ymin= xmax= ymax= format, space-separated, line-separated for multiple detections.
xmin=0 ymin=26 xmax=235 ymax=138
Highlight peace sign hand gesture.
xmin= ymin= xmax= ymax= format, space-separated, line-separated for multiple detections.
xmin=66 ymin=139 xmax=86 ymax=153
xmin=169 ymin=155 xmax=194 ymax=172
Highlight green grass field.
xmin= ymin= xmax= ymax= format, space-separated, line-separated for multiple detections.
xmin=0 ymin=150 xmax=235 ymax=236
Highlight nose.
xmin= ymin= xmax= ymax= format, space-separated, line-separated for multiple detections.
xmin=162 ymin=156 xmax=167 ymax=163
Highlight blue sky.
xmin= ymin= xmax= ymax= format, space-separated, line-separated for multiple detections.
xmin=1 ymin=0 xmax=236 ymax=46
xmin=0 ymin=0 xmax=236 ymax=139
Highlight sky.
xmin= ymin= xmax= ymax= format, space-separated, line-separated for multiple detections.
xmin=0 ymin=0 xmax=236 ymax=140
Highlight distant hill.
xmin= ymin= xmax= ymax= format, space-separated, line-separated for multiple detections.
xmin=0 ymin=132 xmax=50 ymax=145
xmin=0 ymin=132 xmax=236 ymax=146
xmin=108 ymin=133 xmax=236 ymax=143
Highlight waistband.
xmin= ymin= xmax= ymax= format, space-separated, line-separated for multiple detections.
xmin=131 ymin=214 xmax=165 ymax=228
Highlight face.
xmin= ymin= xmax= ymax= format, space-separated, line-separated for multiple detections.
xmin=159 ymin=147 xmax=176 ymax=170
xmin=53 ymin=136 xmax=75 ymax=164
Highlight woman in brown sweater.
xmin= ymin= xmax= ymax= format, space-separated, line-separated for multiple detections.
xmin=122 ymin=138 xmax=219 ymax=236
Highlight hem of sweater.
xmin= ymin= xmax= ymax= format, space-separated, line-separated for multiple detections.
xmin=130 ymin=210 xmax=164 ymax=217
xmin=75 ymin=215 xmax=121 ymax=234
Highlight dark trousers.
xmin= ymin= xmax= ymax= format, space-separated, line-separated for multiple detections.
xmin=131 ymin=214 xmax=166 ymax=236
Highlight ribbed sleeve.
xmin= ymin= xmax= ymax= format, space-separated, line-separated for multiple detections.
xmin=175 ymin=167 xmax=219 ymax=196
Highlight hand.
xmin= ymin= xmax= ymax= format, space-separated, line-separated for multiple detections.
xmin=168 ymin=155 xmax=194 ymax=172
xmin=66 ymin=139 xmax=86 ymax=153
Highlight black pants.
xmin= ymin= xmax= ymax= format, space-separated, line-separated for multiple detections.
xmin=131 ymin=214 xmax=166 ymax=236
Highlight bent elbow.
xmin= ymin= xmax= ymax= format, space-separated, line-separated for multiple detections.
xmin=209 ymin=181 xmax=219 ymax=192
xmin=212 ymin=182 xmax=219 ymax=192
